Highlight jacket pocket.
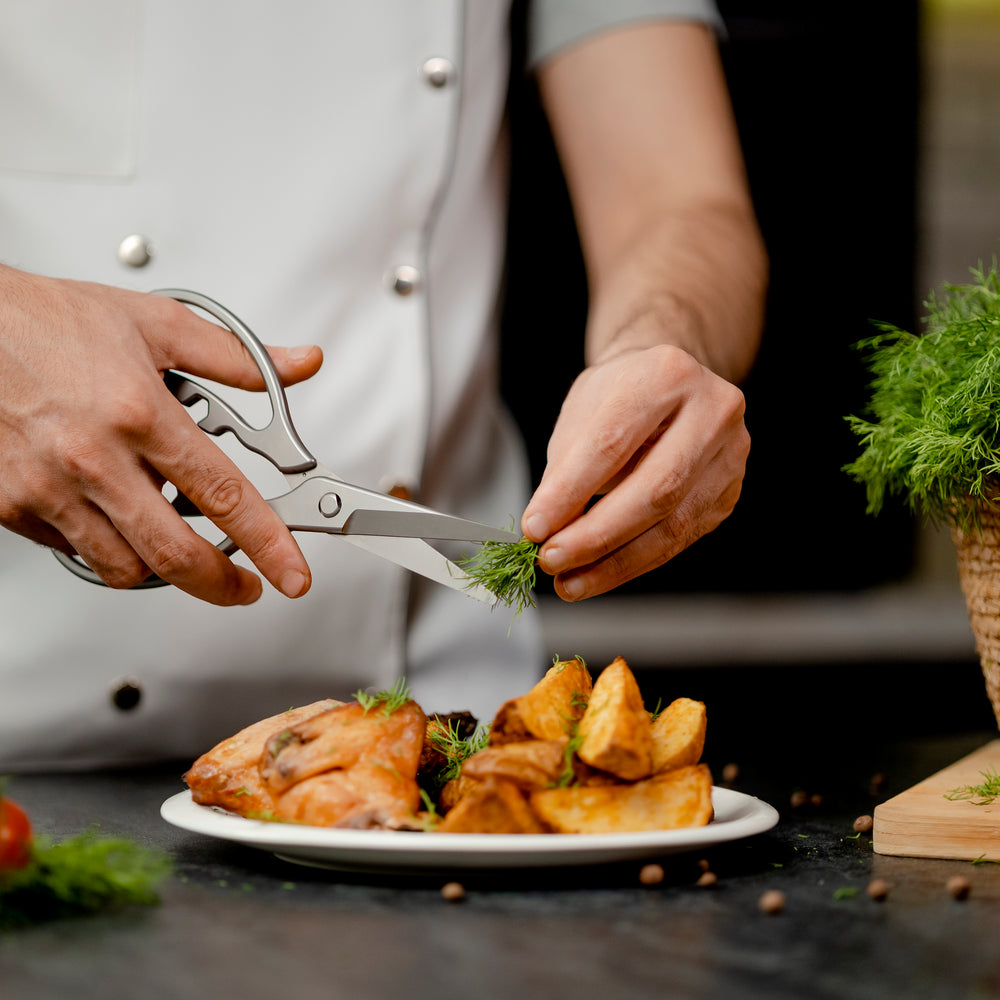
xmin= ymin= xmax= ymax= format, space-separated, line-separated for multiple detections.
xmin=0 ymin=0 xmax=139 ymax=178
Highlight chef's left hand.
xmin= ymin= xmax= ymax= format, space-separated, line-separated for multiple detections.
xmin=521 ymin=343 xmax=749 ymax=601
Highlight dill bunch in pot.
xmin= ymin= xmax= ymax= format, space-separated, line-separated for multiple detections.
xmin=846 ymin=260 xmax=1000 ymax=730
xmin=845 ymin=261 xmax=1000 ymax=531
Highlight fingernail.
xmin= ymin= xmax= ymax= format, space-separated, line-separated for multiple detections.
xmin=562 ymin=575 xmax=586 ymax=601
xmin=523 ymin=512 xmax=549 ymax=541
xmin=280 ymin=569 xmax=309 ymax=598
xmin=541 ymin=546 xmax=567 ymax=573
xmin=287 ymin=344 xmax=316 ymax=362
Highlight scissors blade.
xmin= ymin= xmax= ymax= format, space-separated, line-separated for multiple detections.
xmin=341 ymin=509 xmax=519 ymax=544
xmin=342 ymin=534 xmax=499 ymax=606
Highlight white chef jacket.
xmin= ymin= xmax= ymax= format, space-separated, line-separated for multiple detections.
xmin=0 ymin=0 xmax=721 ymax=769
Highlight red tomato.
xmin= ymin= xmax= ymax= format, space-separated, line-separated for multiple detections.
xmin=0 ymin=797 xmax=33 ymax=870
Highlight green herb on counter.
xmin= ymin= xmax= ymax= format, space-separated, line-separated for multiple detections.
xmin=833 ymin=887 xmax=859 ymax=901
xmin=944 ymin=765 xmax=1000 ymax=805
xmin=0 ymin=829 xmax=171 ymax=929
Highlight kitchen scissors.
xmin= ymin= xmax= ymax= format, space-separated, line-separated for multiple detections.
xmin=54 ymin=289 xmax=518 ymax=603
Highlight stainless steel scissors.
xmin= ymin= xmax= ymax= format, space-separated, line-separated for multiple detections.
xmin=54 ymin=289 xmax=517 ymax=603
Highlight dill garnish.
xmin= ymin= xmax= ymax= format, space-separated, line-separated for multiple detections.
xmin=428 ymin=720 xmax=490 ymax=787
xmin=554 ymin=733 xmax=584 ymax=789
xmin=458 ymin=534 xmax=539 ymax=616
xmin=944 ymin=766 xmax=1000 ymax=805
xmin=354 ymin=677 xmax=412 ymax=716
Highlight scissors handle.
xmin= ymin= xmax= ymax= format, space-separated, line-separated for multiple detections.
xmin=155 ymin=290 xmax=316 ymax=474
xmin=53 ymin=289 xmax=315 ymax=588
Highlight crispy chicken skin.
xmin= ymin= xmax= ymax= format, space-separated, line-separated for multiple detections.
xmin=262 ymin=700 xmax=427 ymax=828
xmin=184 ymin=699 xmax=340 ymax=814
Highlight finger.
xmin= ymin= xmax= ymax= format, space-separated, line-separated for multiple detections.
xmin=104 ymin=484 xmax=265 ymax=604
xmin=538 ymin=421 xmax=715 ymax=575
xmin=48 ymin=498 xmax=158 ymax=590
xmin=135 ymin=293 xmax=322 ymax=390
xmin=37 ymin=444 xmax=267 ymax=604
xmin=553 ymin=476 xmax=743 ymax=601
xmin=142 ymin=397 xmax=312 ymax=599
xmin=522 ymin=393 xmax=671 ymax=544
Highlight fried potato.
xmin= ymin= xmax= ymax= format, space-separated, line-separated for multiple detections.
xmin=438 ymin=772 xmax=480 ymax=813
xmin=650 ymin=697 xmax=707 ymax=774
xmin=530 ymin=764 xmax=714 ymax=834
xmin=576 ymin=657 xmax=653 ymax=781
xmin=490 ymin=657 xmax=592 ymax=745
xmin=436 ymin=777 xmax=550 ymax=834
xmin=184 ymin=699 xmax=341 ymax=814
xmin=460 ymin=739 xmax=569 ymax=792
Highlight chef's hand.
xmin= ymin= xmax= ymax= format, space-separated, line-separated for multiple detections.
xmin=521 ymin=344 xmax=749 ymax=601
xmin=0 ymin=267 xmax=321 ymax=605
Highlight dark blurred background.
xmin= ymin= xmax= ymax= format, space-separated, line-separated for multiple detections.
xmin=498 ymin=1 xmax=1000 ymax=738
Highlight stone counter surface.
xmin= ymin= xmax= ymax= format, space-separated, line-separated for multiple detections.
xmin=2 ymin=733 xmax=999 ymax=1000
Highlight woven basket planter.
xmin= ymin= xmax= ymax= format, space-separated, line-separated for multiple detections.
xmin=951 ymin=497 xmax=1000 ymax=729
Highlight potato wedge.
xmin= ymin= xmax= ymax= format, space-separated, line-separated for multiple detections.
xmin=650 ymin=697 xmax=707 ymax=774
xmin=436 ymin=777 xmax=550 ymax=833
xmin=530 ymin=764 xmax=714 ymax=834
xmin=576 ymin=657 xmax=653 ymax=781
xmin=490 ymin=657 xmax=592 ymax=745
xmin=438 ymin=772 xmax=480 ymax=813
xmin=461 ymin=739 xmax=569 ymax=792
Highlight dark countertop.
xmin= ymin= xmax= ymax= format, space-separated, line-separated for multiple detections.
xmin=2 ymin=729 xmax=1000 ymax=1000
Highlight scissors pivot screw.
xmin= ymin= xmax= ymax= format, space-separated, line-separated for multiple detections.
xmin=319 ymin=492 xmax=342 ymax=518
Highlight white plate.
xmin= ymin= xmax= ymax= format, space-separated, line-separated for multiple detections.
xmin=160 ymin=788 xmax=779 ymax=873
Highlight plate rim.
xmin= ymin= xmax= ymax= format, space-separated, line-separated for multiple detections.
xmin=161 ymin=786 xmax=779 ymax=858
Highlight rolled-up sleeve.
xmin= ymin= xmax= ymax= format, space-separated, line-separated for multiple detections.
xmin=527 ymin=0 xmax=725 ymax=68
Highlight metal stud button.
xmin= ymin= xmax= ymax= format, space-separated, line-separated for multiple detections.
xmin=111 ymin=679 xmax=142 ymax=711
xmin=117 ymin=234 xmax=154 ymax=268
xmin=388 ymin=265 xmax=421 ymax=297
xmin=421 ymin=57 xmax=455 ymax=89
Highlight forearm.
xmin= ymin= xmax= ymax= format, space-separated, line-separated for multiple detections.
xmin=582 ymin=197 xmax=766 ymax=382
xmin=537 ymin=20 xmax=766 ymax=383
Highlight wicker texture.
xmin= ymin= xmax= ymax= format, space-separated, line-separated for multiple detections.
xmin=952 ymin=501 xmax=1000 ymax=729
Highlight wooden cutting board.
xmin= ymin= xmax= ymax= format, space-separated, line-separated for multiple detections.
xmin=874 ymin=740 xmax=1000 ymax=859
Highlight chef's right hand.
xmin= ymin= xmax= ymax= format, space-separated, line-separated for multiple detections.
xmin=0 ymin=267 xmax=322 ymax=606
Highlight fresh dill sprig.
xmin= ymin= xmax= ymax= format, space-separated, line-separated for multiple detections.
xmin=944 ymin=765 xmax=1000 ymax=805
xmin=427 ymin=720 xmax=491 ymax=786
xmin=845 ymin=260 xmax=1000 ymax=531
xmin=459 ymin=534 xmax=539 ymax=617
xmin=354 ymin=677 xmax=412 ymax=716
